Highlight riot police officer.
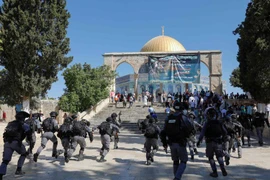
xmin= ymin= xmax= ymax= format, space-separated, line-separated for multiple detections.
xmin=0 ymin=111 xmax=31 ymax=179
xmin=197 ymin=107 xmax=228 ymax=177
xmin=111 ymin=113 xmax=121 ymax=149
xmin=252 ymin=112 xmax=270 ymax=146
xmin=33 ymin=111 xmax=59 ymax=162
xmin=67 ymin=118 xmax=93 ymax=162
xmin=187 ymin=112 xmax=202 ymax=160
xmin=57 ymin=116 xmax=74 ymax=163
xmin=97 ymin=117 xmax=119 ymax=162
xmin=160 ymin=100 xmax=189 ymax=180
xmin=25 ymin=113 xmax=42 ymax=156
xmin=144 ymin=117 xmax=160 ymax=165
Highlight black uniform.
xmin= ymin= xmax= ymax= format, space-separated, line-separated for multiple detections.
xmin=97 ymin=117 xmax=119 ymax=162
xmin=0 ymin=111 xmax=31 ymax=178
xmin=252 ymin=112 xmax=270 ymax=146
xmin=238 ymin=114 xmax=253 ymax=146
xmin=25 ymin=114 xmax=42 ymax=155
xmin=67 ymin=119 xmax=93 ymax=162
xmin=198 ymin=107 xmax=228 ymax=177
xmin=33 ymin=111 xmax=59 ymax=162
xmin=160 ymin=101 xmax=189 ymax=180
xmin=57 ymin=117 xmax=74 ymax=163
xmin=111 ymin=113 xmax=121 ymax=149
xmin=144 ymin=118 xmax=160 ymax=165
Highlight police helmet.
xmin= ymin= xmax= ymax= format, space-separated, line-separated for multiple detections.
xmin=148 ymin=117 xmax=154 ymax=123
xmin=71 ymin=114 xmax=78 ymax=120
xmin=64 ymin=117 xmax=73 ymax=124
xmin=188 ymin=112 xmax=196 ymax=119
xmin=81 ymin=119 xmax=90 ymax=126
xmin=173 ymin=100 xmax=184 ymax=111
xmin=15 ymin=111 xmax=30 ymax=121
xmin=230 ymin=114 xmax=237 ymax=120
xmin=106 ymin=117 xmax=112 ymax=122
xmin=50 ymin=111 xmax=58 ymax=117
xmin=205 ymin=107 xmax=218 ymax=121
xmin=111 ymin=113 xmax=118 ymax=118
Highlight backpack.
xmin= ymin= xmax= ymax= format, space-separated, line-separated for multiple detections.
xmin=223 ymin=121 xmax=235 ymax=134
xmin=25 ymin=118 xmax=37 ymax=133
xmin=3 ymin=121 xmax=23 ymax=141
xmin=165 ymin=114 xmax=195 ymax=139
xmin=98 ymin=122 xmax=111 ymax=136
xmin=144 ymin=124 xmax=158 ymax=138
xmin=72 ymin=121 xmax=86 ymax=137
xmin=42 ymin=118 xmax=54 ymax=132
xmin=205 ymin=120 xmax=223 ymax=138
xmin=58 ymin=122 xmax=73 ymax=138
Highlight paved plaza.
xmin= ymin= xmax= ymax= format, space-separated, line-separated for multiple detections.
xmin=0 ymin=123 xmax=270 ymax=180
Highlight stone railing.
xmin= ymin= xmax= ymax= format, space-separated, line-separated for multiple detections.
xmin=78 ymin=98 xmax=110 ymax=120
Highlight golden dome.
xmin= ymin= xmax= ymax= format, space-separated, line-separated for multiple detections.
xmin=140 ymin=35 xmax=186 ymax=52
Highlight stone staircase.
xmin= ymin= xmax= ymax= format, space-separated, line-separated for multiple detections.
xmin=89 ymin=101 xmax=168 ymax=133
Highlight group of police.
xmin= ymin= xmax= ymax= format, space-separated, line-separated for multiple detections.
xmin=140 ymin=100 xmax=269 ymax=180
xmin=0 ymin=110 xmax=121 ymax=179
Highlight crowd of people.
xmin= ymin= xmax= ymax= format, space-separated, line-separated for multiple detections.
xmin=138 ymin=89 xmax=270 ymax=179
xmin=0 ymin=88 xmax=269 ymax=179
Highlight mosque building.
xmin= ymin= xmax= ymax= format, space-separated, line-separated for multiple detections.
xmin=103 ymin=28 xmax=225 ymax=98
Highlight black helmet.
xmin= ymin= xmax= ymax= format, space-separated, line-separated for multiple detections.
xmin=173 ymin=100 xmax=184 ymax=111
xmin=111 ymin=113 xmax=117 ymax=118
xmin=50 ymin=111 xmax=58 ymax=117
xmin=230 ymin=114 xmax=237 ymax=120
xmin=106 ymin=117 xmax=112 ymax=122
xmin=81 ymin=119 xmax=90 ymax=126
xmin=148 ymin=117 xmax=154 ymax=123
xmin=71 ymin=114 xmax=78 ymax=119
xmin=205 ymin=107 xmax=217 ymax=121
xmin=64 ymin=117 xmax=73 ymax=124
xmin=15 ymin=111 xmax=30 ymax=121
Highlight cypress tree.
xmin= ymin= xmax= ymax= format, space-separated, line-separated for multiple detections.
xmin=0 ymin=0 xmax=73 ymax=106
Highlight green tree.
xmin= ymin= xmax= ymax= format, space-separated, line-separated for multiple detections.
xmin=229 ymin=67 xmax=242 ymax=88
xmin=233 ymin=0 xmax=270 ymax=103
xmin=58 ymin=64 xmax=116 ymax=113
xmin=0 ymin=0 xmax=72 ymax=106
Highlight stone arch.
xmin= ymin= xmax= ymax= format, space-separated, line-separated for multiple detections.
xmin=103 ymin=51 xmax=223 ymax=97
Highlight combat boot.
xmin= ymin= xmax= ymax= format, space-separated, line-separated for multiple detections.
xmin=33 ymin=153 xmax=38 ymax=162
xmin=65 ymin=156 xmax=69 ymax=163
xmin=209 ymin=170 xmax=218 ymax=177
xmin=78 ymin=154 xmax=84 ymax=161
xmin=97 ymin=156 xmax=106 ymax=163
xmin=221 ymin=167 xmax=227 ymax=176
xmin=225 ymin=156 xmax=230 ymax=166
xmin=15 ymin=168 xmax=25 ymax=175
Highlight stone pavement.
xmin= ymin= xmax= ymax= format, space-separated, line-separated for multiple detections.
xmin=0 ymin=123 xmax=270 ymax=180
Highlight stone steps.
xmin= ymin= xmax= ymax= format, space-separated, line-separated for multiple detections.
xmin=89 ymin=102 xmax=167 ymax=133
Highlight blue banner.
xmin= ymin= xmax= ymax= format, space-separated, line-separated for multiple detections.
xmin=148 ymin=54 xmax=200 ymax=83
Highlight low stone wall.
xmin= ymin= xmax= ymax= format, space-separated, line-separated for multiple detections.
xmin=78 ymin=98 xmax=110 ymax=120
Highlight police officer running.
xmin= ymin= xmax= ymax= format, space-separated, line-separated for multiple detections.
xmin=197 ymin=107 xmax=228 ymax=178
xmin=25 ymin=113 xmax=42 ymax=156
xmin=97 ymin=117 xmax=119 ymax=162
xmin=0 ymin=111 xmax=32 ymax=179
xmin=160 ymin=101 xmax=190 ymax=180
xmin=67 ymin=117 xmax=93 ymax=162
xmin=111 ymin=113 xmax=121 ymax=149
xmin=187 ymin=112 xmax=202 ymax=160
xmin=33 ymin=111 xmax=60 ymax=162
xmin=252 ymin=112 xmax=270 ymax=146
xmin=144 ymin=116 xmax=160 ymax=165
xmin=57 ymin=116 xmax=74 ymax=163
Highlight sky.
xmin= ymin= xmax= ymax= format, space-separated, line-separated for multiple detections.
xmin=3 ymin=0 xmax=251 ymax=98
